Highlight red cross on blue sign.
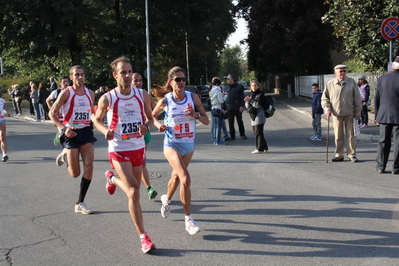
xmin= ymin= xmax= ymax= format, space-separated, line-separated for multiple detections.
xmin=381 ymin=17 xmax=399 ymax=41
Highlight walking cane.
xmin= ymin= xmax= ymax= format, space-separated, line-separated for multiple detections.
xmin=326 ymin=115 xmax=330 ymax=163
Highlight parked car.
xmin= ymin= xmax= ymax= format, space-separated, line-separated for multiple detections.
xmin=196 ymin=85 xmax=209 ymax=102
xmin=185 ymin=85 xmax=200 ymax=96
xmin=238 ymin=81 xmax=248 ymax=90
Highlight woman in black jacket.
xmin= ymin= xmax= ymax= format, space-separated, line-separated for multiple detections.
xmin=244 ymin=80 xmax=268 ymax=154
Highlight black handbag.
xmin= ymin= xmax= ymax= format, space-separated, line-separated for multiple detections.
xmin=211 ymin=108 xmax=224 ymax=118
xmin=247 ymin=106 xmax=258 ymax=121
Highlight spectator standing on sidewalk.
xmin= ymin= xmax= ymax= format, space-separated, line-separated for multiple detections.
xmin=244 ymin=79 xmax=268 ymax=153
xmin=0 ymin=97 xmax=10 ymax=162
xmin=10 ymin=84 xmax=23 ymax=116
xmin=7 ymin=85 xmax=18 ymax=115
xmin=38 ymin=83 xmax=50 ymax=120
xmin=310 ymin=83 xmax=323 ymax=141
xmin=322 ymin=64 xmax=362 ymax=162
xmin=374 ymin=57 xmax=399 ymax=174
xmin=30 ymin=83 xmax=41 ymax=122
xmin=49 ymin=77 xmax=58 ymax=92
xmin=224 ymin=74 xmax=247 ymax=140
xmin=357 ymin=74 xmax=370 ymax=128
xmin=209 ymin=77 xmax=226 ymax=145
xmin=25 ymin=82 xmax=35 ymax=115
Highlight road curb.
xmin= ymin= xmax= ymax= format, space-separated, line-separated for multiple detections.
xmin=276 ymin=99 xmax=378 ymax=142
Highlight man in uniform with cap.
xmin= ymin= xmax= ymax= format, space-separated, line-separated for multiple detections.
xmin=322 ymin=64 xmax=362 ymax=162
xmin=374 ymin=57 xmax=399 ymax=174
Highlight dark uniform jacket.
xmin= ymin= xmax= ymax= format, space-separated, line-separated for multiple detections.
xmin=375 ymin=69 xmax=399 ymax=124
xmin=225 ymin=82 xmax=245 ymax=111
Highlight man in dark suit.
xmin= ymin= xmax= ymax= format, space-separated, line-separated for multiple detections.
xmin=49 ymin=77 xmax=58 ymax=92
xmin=374 ymin=57 xmax=399 ymax=174
xmin=224 ymin=74 xmax=247 ymax=140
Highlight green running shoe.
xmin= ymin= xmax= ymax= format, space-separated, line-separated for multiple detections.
xmin=148 ymin=187 xmax=158 ymax=200
xmin=53 ymin=132 xmax=61 ymax=146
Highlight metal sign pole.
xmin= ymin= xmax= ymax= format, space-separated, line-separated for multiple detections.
xmin=390 ymin=40 xmax=393 ymax=62
xmin=145 ymin=0 xmax=151 ymax=91
xmin=0 ymin=57 xmax=3 ymax=76
xmin=185 ymin=31 xmax=190 ymax=85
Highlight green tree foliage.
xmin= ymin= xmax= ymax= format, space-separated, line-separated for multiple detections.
xmin=322 ymin=0 xmax=399 ymax=70
xmin=219 ymin=45 xmax=244 ymax=80
xmin=235 ymin=0 xmax=338 ymax=78
xmin=0 ymin=0 xmax=235 ymax=88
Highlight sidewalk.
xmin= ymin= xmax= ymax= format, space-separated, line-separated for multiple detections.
xmin=4 ymin=97 xmax=380 ymax=142
xmin=3 ymin=101 xmax=54 ymax=124
xmin=271 ymin=94 xmax=379 ymax=142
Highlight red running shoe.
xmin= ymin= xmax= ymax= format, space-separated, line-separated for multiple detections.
xmin=141 ymin=234 xmax=156 ymax=253
xmin=105 ymin=170 xmax=116 ymax=195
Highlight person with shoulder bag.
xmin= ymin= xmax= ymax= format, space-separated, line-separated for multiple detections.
xmin=357 ymin=74 xmax=370 ymax=128
xmin=244 ymin=80 xmax=268 ymax=154
xmin=13 ymin=84 xmax=23 ymax=116
xmin=7 ymin=85 xmax=18 ymax=115
xmin=209 ymin=77 xmax=227 ymax=145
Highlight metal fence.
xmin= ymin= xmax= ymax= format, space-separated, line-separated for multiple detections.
xmin=295 ymin=72 xmax=387 ymax=110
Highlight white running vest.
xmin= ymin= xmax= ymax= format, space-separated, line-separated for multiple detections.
xmin=49 ymin=89 xmax=64 ymax=121
xmin=106 ymin=87 xmax=146 ymax=152
xmin=163 ymin=91 xmax=196 ymax=145
xmin=62 ymin=87 xmax=93 ymax=129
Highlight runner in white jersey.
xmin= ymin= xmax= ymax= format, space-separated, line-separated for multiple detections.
xmin=49 ymin=65 xmax=97 ymax=215
xmin=0 ymin=98 xmax=10 ymax=162
xmin=163 ymin=91 xmax=197 ymax=147
xmin=46 ymin=76 xmax=70 ymax=146
xmin=106 ymin=86 xmax=146 ymax=151
xmin=92 ymin=57 xmax=156 ymax=254
xmin=152 ymin=66 xmax=209 ymax=235
xmin=61 ymin=86 xmax=93 ymax=129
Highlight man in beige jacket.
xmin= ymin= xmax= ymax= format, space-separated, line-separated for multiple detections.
xmin=322 ymin=64 xmax=362 ymax=162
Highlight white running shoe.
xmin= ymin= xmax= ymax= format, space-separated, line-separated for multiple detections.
xmin=251 ymin=150 xmax=261 ymax=154
xmin=185 ymin=218 xmax=201 ymax=235
xmin=56 ymin=150 xmax=67 ymax=166
xmin=161 ymin=194 xmax=171 ymax=218
xmin=75 ymin=202 xmax=94 ymax=214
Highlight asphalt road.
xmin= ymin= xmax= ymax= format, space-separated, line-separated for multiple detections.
xmin=1 ymin=101 xmax=399 ymax=266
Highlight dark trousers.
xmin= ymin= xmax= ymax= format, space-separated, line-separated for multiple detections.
xmin=376 ymin=124 xmax=399 ymax=172
xmin=361 ymin=104 xmax=368 ymax=125
xmin=39 ymin=102 xmax=49 ymax=120
xmin=252 ymin=124 xmax=268 ymax=151
xmin=29 ymin=100 xmax=35 ymax=115
xmin=15 ymin=99 xmax=22 ymax=115
xmin=227 ymin=109 xmax=245 ymax=138
xmin=11 ymin=98 xmax=18 ymax=114
xmin=33 ymin=102 xmax=41 ymax=120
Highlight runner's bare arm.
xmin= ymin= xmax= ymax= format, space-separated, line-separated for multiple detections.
xmin=92 ymin=94 xmax=114 ymax=140
xmin=140 ymin=90 xmax=154 ymax=133
xmin=88 ymin=89 xmax=95 ymax=113
xmin=152 ymin=98 xmax=167 ymax=132
xmin=193 ymin=93 xmax=209 ymax=125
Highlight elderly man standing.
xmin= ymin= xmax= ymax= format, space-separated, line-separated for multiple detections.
xmin=374 ymin=57 xmax=399 ymax=174
xmin=322 ymin=64 xmax=362 ymax=162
